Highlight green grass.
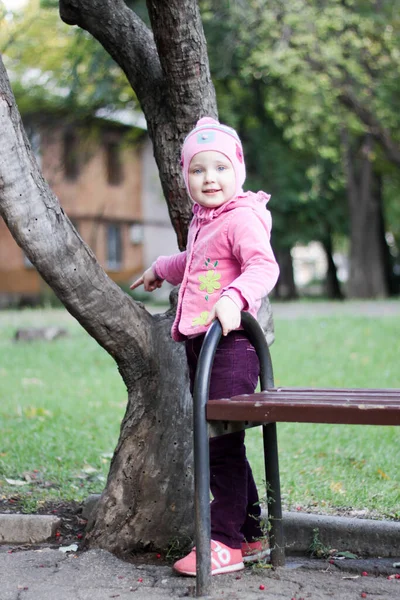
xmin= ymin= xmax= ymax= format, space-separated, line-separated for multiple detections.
xmin=246 ymin=316 xmax=400 ymax=519
xmin=0 ymin=307 xmax=399 ymax=519
xmin=0 ymin=309 xmax=126 ymax=511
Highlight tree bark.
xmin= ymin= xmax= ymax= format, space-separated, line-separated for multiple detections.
xmin=53 ymin=0 xmax=219 ymax=552
xmin=58 ymin=0 xmax=217 ymax=250
xmin=341 ymin=131 xmax=389 ymax=298
xmin=273 ymin=247 xmax=298 ymax=300
xmin=321 ymin=230 xmax=343 ymax=300
xmin=1 ymin=0 xmax=216 ymax=555
xmin=1 ymin=0 xmax=274 ymax=556
xmin=0 ymin=54 xmax=194 ymax=554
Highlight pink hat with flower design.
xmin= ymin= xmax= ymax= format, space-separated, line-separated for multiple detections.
xmin=181 ymin=117 xmax=246 ymax=197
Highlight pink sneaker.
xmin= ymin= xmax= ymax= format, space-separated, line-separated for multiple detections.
xmin=173 ymin=540 xmax=245 ymax=576
xmin=241 ymin=539 xmax=271 ymax=563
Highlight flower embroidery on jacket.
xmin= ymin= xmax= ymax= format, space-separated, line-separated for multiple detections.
xmin=192 ymin=311 xmax=209 ymax=326
xmin=198 ymin=268 xmax=221 ymax=294
xmin=192 ymin=258 xmax=221 ymax=327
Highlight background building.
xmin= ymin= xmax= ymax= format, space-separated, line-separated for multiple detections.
xmin=0 ymin=112 xmax=178 ymax=306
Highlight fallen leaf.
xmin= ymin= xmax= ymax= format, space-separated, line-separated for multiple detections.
xmin=5 ymin=478 xmax=29 ymax=486
xmin=81 ymin=465 xmax=98 ymax=474
xmin=23 ymin=471 xmax=42 ymax=483
xmin=377 ymin=469 xmax=389 ymax=480
xmin=330 ymin=481 xmax=346 ymax=494
xmin=58 ymin=544 xmax=78 ymax=553
xmin=23 ymin=406 xmax=52 ymax=419
xmin=333 ymin=551 xmax=358 ymax=559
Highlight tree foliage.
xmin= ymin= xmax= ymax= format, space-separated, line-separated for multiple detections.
xmin=5 ymin=0 xmax=400 ymax=268
xmin=1 ymin=0 xmax=137 ymax=115
xmin=201 ymin=0 xmax=400 ymax=295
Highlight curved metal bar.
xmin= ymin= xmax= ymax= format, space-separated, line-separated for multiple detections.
xmin=192 ymin=319 xmax=222 ymax=597
xmin=240 ymin=312 xmax=274 ymax=390
xmin=192 ymin=313 xmax=284 ymax=597
xmin=240 ymin=313 xmax=285 ymax=567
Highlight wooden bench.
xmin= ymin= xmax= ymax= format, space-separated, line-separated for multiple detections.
xmin=192 ymin=312 xmax=400 ymax=597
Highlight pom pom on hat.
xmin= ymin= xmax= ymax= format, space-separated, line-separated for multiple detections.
xmin=181 ymin=116 xmax=246 ymax=198
xmin=196 ymin=117 xmax=219 ymax=127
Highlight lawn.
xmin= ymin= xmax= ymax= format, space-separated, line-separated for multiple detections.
xmin=246 ymin=312 xmax=400 ymax=519
xmin=0 ymin=305 xmax=399 ymax=519
xmin=0 ymin=309 xmax=126 ymax=512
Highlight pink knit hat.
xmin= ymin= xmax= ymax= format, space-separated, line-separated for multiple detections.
xmin=181 ymin=117 xmax=246 ymax=197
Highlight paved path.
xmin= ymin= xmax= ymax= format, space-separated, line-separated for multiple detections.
xmin=1 ymin=509 xmax=399 ymax=599
xmin=270 ymin=300 xmax=400 ymax=319
xmin=1 ymin=546 xmax=400 ymax=600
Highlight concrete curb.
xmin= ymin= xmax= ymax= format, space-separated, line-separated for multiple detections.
xmin=1 ymin=496 xmax=399 ymax=557
xmin=0 ymin=514 xmax=61 ymax=544
xmin=279 ymin=511 xmax=400 ymax=558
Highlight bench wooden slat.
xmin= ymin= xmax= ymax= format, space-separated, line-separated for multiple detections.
xmin=261 ymin=391 xmax=400 ymax=404
xmin=207 ymin=389 xmax=400 ymax=426
xmin=276 ymin=387 xmax=400 ymax=395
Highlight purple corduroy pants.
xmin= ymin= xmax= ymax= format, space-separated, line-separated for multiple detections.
xmin=185 ymin=331 xmax=263 ymax=549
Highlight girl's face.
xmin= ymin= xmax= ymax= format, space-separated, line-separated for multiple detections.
xmin=188 ymin=151 xmax=236 ymax=208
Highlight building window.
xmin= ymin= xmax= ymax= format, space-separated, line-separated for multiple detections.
xmin=129 ymin=223 xmax=144 ymax=245
xmin=105 ymin=140 xmax=123 ymax=186
xmin=63 ymin=128 xmax=79 ymax=180
xmin=25 ymin=125 xmax=42 ymax=168
xmin=107 ymin=224 xmax=122 ymax=270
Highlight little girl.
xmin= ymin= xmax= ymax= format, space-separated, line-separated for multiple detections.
xmin=131 ymin=117 xmax=279 ymax=576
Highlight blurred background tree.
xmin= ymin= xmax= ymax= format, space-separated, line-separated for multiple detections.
xmin=202 ymin=0 xmax=400 ymax=298
xmin=1 ymin=0 xmax=139 ymax=116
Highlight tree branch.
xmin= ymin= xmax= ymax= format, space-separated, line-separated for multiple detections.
xmin=0 ymin=56 xmax=153 ymax=369
xmin=338 ymin=89 xmax=400 ymax=169
xmin=146 ymin=0 xmax=217 ymax=120
xmin=305 ymin=52 xmax=400 ymax=170
xmin=58 ymin=0 xmax=163 ymax=115
xmin=58 ymin=0 xmax=218 ymax=250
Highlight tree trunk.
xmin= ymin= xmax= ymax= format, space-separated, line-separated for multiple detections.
xmin=341 ymin=131 xmax=389 ymax=298
xmin=321 ymin=231 xmax=343 ymax=300
xmin=377 ymin=176 xmax=399 ymax=296
xmin=1 ymin=0 xmax=274 ymax=556
xmin=0 ymin=56 xmax=195 ymax=554
xmin=85 ymin=309 xmax=196 ymax=554
xmin=273 ymin=247 xmax=298 ymax=300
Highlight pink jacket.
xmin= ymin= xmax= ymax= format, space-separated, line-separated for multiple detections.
xmin=154 ymin=191 xmax=280 ymax=342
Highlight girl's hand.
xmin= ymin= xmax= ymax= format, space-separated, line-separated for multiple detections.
xmin=130 ymin=267 xmax=163 ymax=292
xmin=205 ymin=296 xmax=241 ymax=336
